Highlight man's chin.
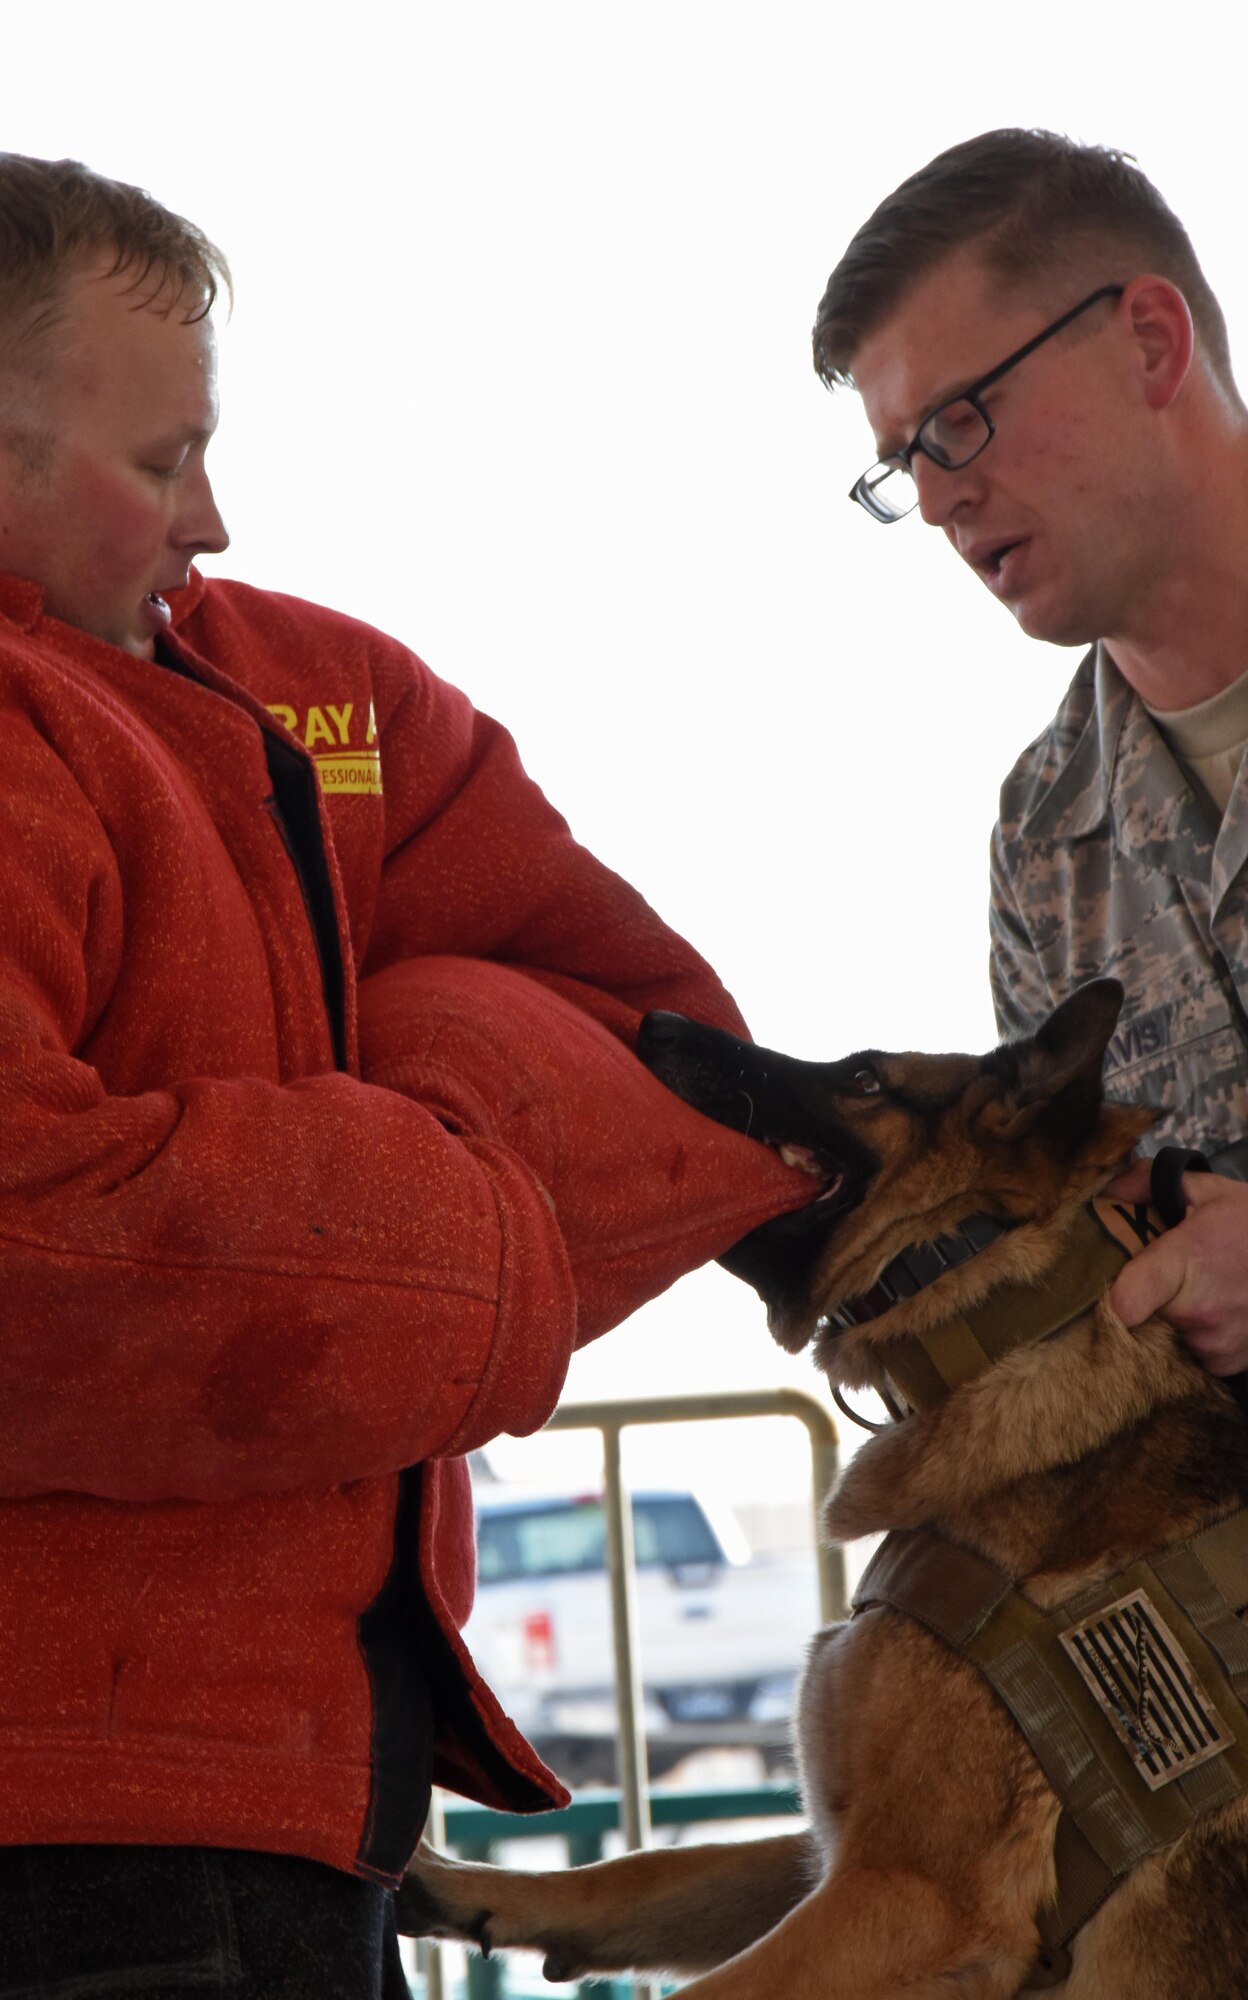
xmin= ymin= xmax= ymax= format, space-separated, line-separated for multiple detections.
xmin=42 ymin=590 xmax=162 ymax=658
xmin=133 ymin=591 xmax=172 ymax=647
xmin=1007 ymin=591 xmax=1097 ymax=651
xmin=111 ymin=595 xmax=169 ymax=659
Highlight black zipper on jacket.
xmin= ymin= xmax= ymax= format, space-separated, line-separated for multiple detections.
xmin=261 ymin=730 xmax=348 ymax=1071
xmin=152 ymin=635 xmax=348 ymax=1071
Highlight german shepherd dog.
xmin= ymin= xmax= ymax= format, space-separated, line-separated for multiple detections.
xmin=399 ymin=981 xmax=1248 ymax=1997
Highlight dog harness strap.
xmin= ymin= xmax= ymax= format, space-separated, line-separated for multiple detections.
xmin=908 ymin=1315 xmax=994 ymax=1395
xmin=1032 ymin=1817 xmax=1115 ymax=1975
xmin=1185 ymin=1511 xmax=1248 ymax=1624
xmin=882 ymin=1317 xmax=1001 ymax=1413
xmin=966 ymin=1593 xmax=1161 ymax=1868
xmin=854 ymin=1516 xmax=1248 ymax=1960
xmin=844 ymin=1197 xmax=1171 ymax=1420
xmin=1089 ymin=1195 xmax=1167 ymax=1260
xmin=966 ymin=1206 xmax=1129 ymax=1353
xmin=880 ymin=1205 xmax=1132 ymax=1416
xmin=1151 ymin=1529 xmax=1248 ymax=1702
xmin=880 ymin=1338 xmax=949 ymax=1413
xmin=852 ymin=1527 xmax=1011 ymax=1646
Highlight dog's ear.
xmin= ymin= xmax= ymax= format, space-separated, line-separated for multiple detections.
xmin=1015 ymin=978 xmax=1125 ymax=1104
xmin=972 ymin=979 xmax=1126 ymax=1147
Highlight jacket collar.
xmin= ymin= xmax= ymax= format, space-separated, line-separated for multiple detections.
xmin=163 ymin=568 xmax=209 ymax=626
xmin=0 ymin=566 xmax=208 ymax=639
xmin=0 ymin=574 xmax=46 ymax=631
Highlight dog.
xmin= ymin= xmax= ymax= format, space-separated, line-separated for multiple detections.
xmin=398 ymin=980 xmax=1248 ymax=1997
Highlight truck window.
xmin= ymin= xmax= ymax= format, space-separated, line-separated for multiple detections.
xmin=477 ymin=1494 xmax=723 ymax=1583
xmin=477 ymin=1501 xmax=607 ymax=1583
xmin=632 ymin=1496 xmax=721 ymax=1568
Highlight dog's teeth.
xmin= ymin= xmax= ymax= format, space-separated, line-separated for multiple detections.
xmin=779 ymin=1144 xmax=822 ymax=1176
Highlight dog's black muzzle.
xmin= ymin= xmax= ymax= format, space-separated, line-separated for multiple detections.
xmin=638 ymin=1010 xmax=870 ymax=1331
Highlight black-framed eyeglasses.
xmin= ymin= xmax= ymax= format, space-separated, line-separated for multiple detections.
xmin=849 ymin=284 xmax=1125 ymax=524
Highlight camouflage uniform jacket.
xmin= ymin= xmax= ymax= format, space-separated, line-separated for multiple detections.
xmin=990 ymin=644 xmax=1248 ymax=1172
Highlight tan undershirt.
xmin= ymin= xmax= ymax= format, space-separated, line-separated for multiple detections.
xmin=1146 ymin=670 xmax=1248 ymax=818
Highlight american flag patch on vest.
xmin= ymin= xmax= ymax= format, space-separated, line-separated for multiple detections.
xmin=1060 ymin=1589 xmax=1233 ymax=1791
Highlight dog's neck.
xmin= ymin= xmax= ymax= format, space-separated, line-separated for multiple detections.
xmin=827 ymin=1194 xmax=1164 ymax=1428
xmin=821 ymin=1211 xmax=1012 ymax=1338
xmin=822 ymin=1188 xmax=1212 ymax=1551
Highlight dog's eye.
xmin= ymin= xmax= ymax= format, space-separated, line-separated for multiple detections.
xmin=850 ymin=1067 xmax=881 ymax=1096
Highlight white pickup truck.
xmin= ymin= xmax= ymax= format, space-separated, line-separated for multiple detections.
xmin=463 ymin=1484 xmax=820 ymax=1785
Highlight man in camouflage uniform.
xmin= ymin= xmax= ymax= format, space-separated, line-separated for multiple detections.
xmin=991 ymin=646 xmax=1248 ymax=1174
xmin=812 ymin=129 xmax=1248 ymax=1375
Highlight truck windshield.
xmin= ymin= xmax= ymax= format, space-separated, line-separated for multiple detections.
xmin=477 ymin=1496 xmax=722 ymax=1583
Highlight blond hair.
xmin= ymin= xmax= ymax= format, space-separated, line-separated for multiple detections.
xmin=0 ymin=154 xmax=230 ymax=384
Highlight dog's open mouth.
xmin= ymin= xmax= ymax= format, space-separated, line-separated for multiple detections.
xmin=776 ymin=1144 xmax=845 ymax=1205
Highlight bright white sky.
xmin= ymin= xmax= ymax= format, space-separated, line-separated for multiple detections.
xmin=9 ymin=3 xmax=1244 ymax=1523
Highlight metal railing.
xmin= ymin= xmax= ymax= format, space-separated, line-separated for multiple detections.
xmin=545 ymin=1389 xmax=844 ymax=1865
xmin=416 ymin=1389 xmax=844 ymax=2000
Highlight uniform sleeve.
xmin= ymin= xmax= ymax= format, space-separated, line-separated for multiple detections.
xmin=0 ymin=703 xmax=806 ymax=1509
xmin=989 ymin=817 xmax=1055 ymax=1043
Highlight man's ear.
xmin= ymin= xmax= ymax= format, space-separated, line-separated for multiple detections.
xmin=1123 ymin=274 xmax=1194 ymax=412
xmin=973 ymin=979 xmax=1124 ymax=1146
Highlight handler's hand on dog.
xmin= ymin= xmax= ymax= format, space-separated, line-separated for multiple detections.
xmin=1107 ymin=1161 xmax=1248 ymax=1375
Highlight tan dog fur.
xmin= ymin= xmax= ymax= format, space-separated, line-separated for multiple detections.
xmin=398 ymin=986 xmax=1248 ymax=1996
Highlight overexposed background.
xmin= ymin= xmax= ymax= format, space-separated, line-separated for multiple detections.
xmin=8 ymin=4 xmax=1243 ymax=1519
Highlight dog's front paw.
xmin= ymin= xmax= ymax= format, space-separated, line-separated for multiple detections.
xmin=541 ymin=1944 xmax=590 ymax=1983
xmin=395 ymin=1845 xmax=499 ymax=1955
xmin=396 ymin=1844 xmax=589 ymax=1977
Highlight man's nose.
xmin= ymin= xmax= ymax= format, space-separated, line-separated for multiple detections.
xmin=912 ymin=452 xmax=981 ymax=530
xmin=174 ymin=466 xmax=230 ymax=556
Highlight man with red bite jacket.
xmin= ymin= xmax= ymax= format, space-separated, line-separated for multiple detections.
xmin=0 ymin=155 xmax=809 ymax=1997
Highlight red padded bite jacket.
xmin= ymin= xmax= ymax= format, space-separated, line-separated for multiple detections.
xmin=0 ymin=569 xmax=808 ymax=1882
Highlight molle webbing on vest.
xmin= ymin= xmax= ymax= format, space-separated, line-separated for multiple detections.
xmin=878 ymin=1202 xmax=1158 ymax=1416
xmin=853 ymin=1516 xmax=1248 ymax=1963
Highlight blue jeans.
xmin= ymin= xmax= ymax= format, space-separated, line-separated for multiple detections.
xmin=0 ymin=1845 xmax=410 ymax=1998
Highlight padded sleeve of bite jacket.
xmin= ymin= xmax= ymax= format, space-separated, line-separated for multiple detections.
xmin=358 ymin=956 xmax=812 ymax=1347
xmin=350 ymin=641 xmax=814 ymax=1342
xmin=0 ymin=712 xmax=586 ymax=1506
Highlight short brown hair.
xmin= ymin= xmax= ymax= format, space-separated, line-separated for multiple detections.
xmin=812 ymin=129 xmax=1233 ymax=390
xmin=0 ymin=153 xmax=230 ymax=379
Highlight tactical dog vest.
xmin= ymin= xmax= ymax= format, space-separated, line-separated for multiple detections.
xmin=853 ymin=1514 xmax=1248 ymax=1978
xmin=844 ymin=1156 xmax=1248 ymax=1977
